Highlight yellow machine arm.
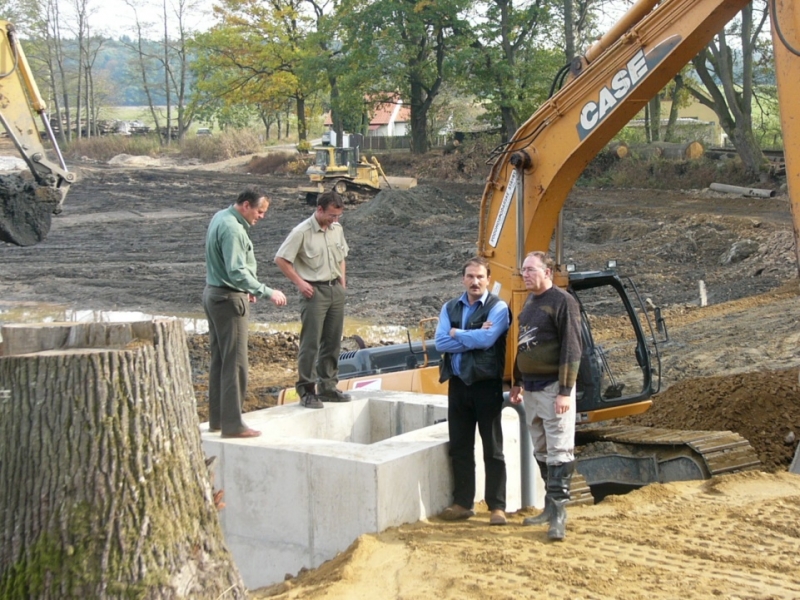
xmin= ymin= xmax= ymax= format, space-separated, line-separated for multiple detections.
xmin=477 ymin=0 xmax=800 ymax=377
xmin=0 ymin=21 xmax=74 ymax=246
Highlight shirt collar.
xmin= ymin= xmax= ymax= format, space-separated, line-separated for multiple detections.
xmin=229 ymin=205 xmax=250 ymax=230
xmin=459 ymin=290 xmax=489 ymax=307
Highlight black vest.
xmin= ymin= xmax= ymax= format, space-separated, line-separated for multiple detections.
xmin=438 ymin=294 xmax=509 ymax=386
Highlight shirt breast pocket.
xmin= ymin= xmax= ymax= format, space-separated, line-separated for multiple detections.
xmin=303 ymin=240 xmax=325 ymax=270
xmin=331 ymin=242 xmax=345 ymax=263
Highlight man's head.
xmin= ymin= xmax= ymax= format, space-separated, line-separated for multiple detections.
xmin=315 ymin=191 xmax=345 ymax=229
xmin=521 ymin=251 xmax=553 ymax=295
xmin=461 ymin=257 xmax=491 ymax=303
xmin=234 ymin=186 xmax=270 ymax=225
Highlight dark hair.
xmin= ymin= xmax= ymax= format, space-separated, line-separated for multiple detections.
xmin=236 ymin=186 xmax=269 ymax=207
xmin=526 ymin=251 xmax=554 ymax=271
xmin=317 ymin=190 xmax=345 ymax=210
xmin=462 ymin=256 xmax=490 ymax=277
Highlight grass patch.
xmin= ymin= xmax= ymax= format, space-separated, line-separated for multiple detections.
xmin=64 ymin=135 xmax=162 ymax=162
xmin=62 ymin=129 xmax=268 ymax=163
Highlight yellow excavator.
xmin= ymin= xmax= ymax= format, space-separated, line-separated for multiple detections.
xmin=0 ymin=21 xmax=74 ymax=247
xmin=287 ymin=0 xmax=800 ymax=493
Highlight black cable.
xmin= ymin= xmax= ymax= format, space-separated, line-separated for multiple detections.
xmin=771 ymin=0 xmax=800 ymax=56
xmin=487 ymin=62 xmax=572 ymax=163
xmin=0 ymin=30 xmax=20 ymax=79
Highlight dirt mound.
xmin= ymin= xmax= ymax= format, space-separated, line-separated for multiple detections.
xmin=625 ymin=366 xmax=800 ymax=472
xmin=344 ymin=184 xmax=476 ymax=228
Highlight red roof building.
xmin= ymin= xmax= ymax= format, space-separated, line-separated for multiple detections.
xmin=324 ymin=95 xmax=410 ymax=137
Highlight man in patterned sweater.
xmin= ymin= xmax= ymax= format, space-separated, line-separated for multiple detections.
xmin=510 ymin=251 xmax=582 ymax=541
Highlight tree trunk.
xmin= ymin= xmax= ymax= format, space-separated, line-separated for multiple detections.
xmin=0 ymin=320 xmax=247 ymax=599
xmin=295 ymin=96 xmax=307 ymax=142
xmin=664 ymin=75 xmax=684 ymax=142
xmin=648 ymin=95 xmax=661 ymax=142
xmin=652 ymin=141 xmax=704 ymax=159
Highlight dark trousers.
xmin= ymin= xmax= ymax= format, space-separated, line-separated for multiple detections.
xmin=203 ymin=285 xmax=249 ymax=435
xmin=447 ymin=377 xmax=507 ymax=511
xmin=296 ymin=282 xmax=345 ymax=396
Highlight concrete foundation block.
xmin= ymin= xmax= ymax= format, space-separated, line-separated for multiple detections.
xmin=201 ymin=390 xmax=527 ymax=589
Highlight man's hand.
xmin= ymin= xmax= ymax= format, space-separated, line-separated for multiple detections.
xmin=248 ymin=293 xmax=257 ymax=303
xmin=555 ymin=394 xmax=571 ymax=414
xmin=270 ymin=290 xmax=288 ymax=306
xmin=298 ymin=281 xmax=314 ymax=299
xmin=482 ymin=321 xmax=493 ymax=330
xmin=510 ymin=386 xmax=523 ymax=404
xmin=449 ymin=327 xmax=458 ymax=338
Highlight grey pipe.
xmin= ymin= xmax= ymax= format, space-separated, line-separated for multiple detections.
xmin=502 ymin=393 xmax=535 ymax=508
xmin=710 ymin=182 xmax=776 ymax=198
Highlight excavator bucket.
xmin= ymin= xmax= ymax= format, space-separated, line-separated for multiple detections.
xmin=0 ymin=173 xmax=60 ymax=246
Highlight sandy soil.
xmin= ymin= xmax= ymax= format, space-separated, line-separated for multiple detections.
xmin=257 ymin=471 xmax=800 ymax=600
xmin=2 ymin=154 xmax=800 ymax=598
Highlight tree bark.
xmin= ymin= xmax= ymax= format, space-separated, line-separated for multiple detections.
xmin=0 ymin=320 xmax=246 ymax=599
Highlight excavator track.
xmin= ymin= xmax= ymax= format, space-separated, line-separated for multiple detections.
xmin=570 ymin=426 xmax=761 ymax=504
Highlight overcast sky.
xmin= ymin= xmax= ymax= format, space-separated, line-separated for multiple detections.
xmin=86 ymin=0 xmax=217 ymax=39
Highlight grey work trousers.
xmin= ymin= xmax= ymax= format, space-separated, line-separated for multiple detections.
xmin=203 ymin=285 xmax=250 ymax=435
xmin=522 ymin=381 xmax=576 ymax=464
xmin=296 ymin=281 xmax=345 ymax=396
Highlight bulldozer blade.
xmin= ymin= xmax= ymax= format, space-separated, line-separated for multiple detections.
xmin=380 ymin=176 xmax=417 ymax=190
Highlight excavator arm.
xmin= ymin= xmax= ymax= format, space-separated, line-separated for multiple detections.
xmin=477 ymin=0 xmax=800 ymax=377
xmin=0 ymin=20 xmax=74 ymax=246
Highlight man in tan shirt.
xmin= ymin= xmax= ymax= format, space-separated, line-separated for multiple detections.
xmin=275 ymin=191 xmax=351 ymax=409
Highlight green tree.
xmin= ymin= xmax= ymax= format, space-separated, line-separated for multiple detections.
xmin=341 ymin=0 xmax=472 ymax=154
xmin=194 ymin=0 xmax=324 ymax=143
xmin=462 ymin=0 xmax=561 ymax=141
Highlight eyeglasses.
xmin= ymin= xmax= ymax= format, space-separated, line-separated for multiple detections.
xmin=521 ymin=266 xmax=544 ymax=274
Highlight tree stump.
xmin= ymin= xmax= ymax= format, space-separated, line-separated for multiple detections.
xmin=0 ymin=319 xmax=247 ymax=599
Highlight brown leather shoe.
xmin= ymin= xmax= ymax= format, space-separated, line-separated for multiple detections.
xmin=221 ymin=428 xmax=261 ymax=439
xmin=489 ymin=509 xmax=507 ymax=526
xmin=439 ymin=504 xmax=474 ymax=521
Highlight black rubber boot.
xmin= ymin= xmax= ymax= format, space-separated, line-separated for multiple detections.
xmin=546 ymin=461 xmax=575 ymax=541
xmin=523 ymin=460 xmax=552 ymax=526
xmin=548 ymin=500 xmax=568 ymax=541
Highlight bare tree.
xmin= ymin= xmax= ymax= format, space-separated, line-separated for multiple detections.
xmin=687 ymin=3 xmax=770 ymax=177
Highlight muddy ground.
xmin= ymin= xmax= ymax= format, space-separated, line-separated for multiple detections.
xmin=2 ymin=156 xmax=800 ymax=597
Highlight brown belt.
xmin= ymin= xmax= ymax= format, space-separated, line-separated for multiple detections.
xmin=309 ymin=278 xmax=339 ymax=286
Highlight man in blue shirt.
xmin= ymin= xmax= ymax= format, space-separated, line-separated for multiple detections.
xmin=434 ymin=257 xmax=511 ymax=525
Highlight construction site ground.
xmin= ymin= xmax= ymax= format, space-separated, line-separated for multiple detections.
xmin=1 ymin=154 xmax=799 ymax=598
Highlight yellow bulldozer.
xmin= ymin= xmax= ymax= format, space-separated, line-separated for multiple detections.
xmin=299 ymin=144 xmax=417 ymax=205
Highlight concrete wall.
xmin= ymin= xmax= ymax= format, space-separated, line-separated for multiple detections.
xmin=202 ymin=390 xmax=533 ymax=589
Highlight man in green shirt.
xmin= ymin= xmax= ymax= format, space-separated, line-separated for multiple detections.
xmin=203 ymin=186 xmax=287 ymax=438
xmin=275 ymin=191 xmax=350 ymax=409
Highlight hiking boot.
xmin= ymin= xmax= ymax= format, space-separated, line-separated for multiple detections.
xmin=300 ymin=393 xmax=324 ymax=409
xmin=318 ymin=389 xmax=352 ymax=403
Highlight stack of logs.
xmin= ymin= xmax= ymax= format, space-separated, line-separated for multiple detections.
xmin=600 ymin=140 xmax=706 ymax=161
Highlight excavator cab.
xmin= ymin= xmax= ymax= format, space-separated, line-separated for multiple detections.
xmin=568 ymin=270 xmax=663 ymax=420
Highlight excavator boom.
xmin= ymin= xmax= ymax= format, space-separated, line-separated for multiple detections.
xmin=479 ymin=0 xmax=800 ymax=383
xmin=0 ymin=21 xmax=74 ymax=246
